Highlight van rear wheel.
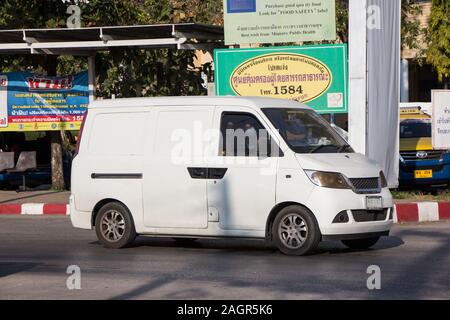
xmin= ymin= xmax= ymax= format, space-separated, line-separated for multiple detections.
xmin=95 ymin=202 xmax=136 ymax=249
xmin=341 ymin=237 xmax=380 ymax=250
xmin=272 ymin=205 xmax=320 ymax=256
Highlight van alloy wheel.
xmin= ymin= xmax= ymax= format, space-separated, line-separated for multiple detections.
xmin=272 ymin=205 xmax=320 ymax=256
xmin=95 ymin=202 xmax=136 ymax=249
xmin=100 ymin=210 xmax=126 ymax=242
xmin=278 ymin=213 xmax=308 ymax=249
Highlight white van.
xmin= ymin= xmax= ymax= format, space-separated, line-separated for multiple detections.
xmin=70 ymin=96 xmax=393 ymax=255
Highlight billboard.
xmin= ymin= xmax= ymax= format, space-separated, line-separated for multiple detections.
xmin=214 ymin=44 xmax=348 ymax=113
xmin=223 ymin=0 xmax=336 ymax=45
xmin=0 ymin=71 xmax=88 ymax=132
xmin=432 ymin=90 xmax=450 ymax=150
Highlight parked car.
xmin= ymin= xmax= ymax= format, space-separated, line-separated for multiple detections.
xmin=70 ymin=97 xmax=393 ymax=255
xmin=399 ymin=107 xmax=450 ymax=188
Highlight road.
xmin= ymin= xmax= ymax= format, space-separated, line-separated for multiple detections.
xmin=0 ymin=216 xmax=449 ymax=299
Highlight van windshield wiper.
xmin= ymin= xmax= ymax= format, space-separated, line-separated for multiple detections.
xmin=309 ymin=144 xmax=350 ymax=153
xmin=309 ymin=144 xmax=340 ymax=153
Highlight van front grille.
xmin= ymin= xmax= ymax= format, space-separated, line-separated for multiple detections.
xmin=352 ymin=209 xmax=388 ymax=222
xmin=349 ymin=178 xmax=380 ymax=194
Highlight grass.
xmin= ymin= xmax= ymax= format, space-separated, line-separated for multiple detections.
xmin=391 ymin=189 xmax=450 ymax=201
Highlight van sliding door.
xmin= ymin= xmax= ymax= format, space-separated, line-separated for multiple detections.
xmin=143 ymin=107 xmax=212 ymax=229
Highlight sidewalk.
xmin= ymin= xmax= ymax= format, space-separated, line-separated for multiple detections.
xmin=0 ymin=190 xmax=70 ymax=204
xmin=0 ymin=190 xmax=70 ymax=215
xmin=0 ymin=190 xmax=448 ymax=223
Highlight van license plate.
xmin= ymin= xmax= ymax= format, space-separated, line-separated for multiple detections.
xmin=366 ymin=196 xmax=383 ymax=210
xmin=414 ymin=170 xmax=432 ymax=179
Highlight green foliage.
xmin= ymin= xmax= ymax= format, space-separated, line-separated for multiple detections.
xmin=81 ymin=0 xmax=148 ymax=26
xmin=335 ymin=0 xmax=348 ymax=43
xmin=391 ymin=189 xmax=450 ymax=201
xmin=426 ymin=0 xmax=450 ymax=82
xmin=401 ymin=0 xmax=425 ymax=54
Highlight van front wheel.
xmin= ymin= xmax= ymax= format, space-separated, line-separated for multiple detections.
xmin=95 ymin=202 xmax=136 ymax=249
xmin=272 ymin=205 xmax=320 ymax=256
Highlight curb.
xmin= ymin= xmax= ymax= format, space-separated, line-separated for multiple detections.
xmin=0 ymin=203 xmax=69 ymax=215
xmin=394 ymin=201 xmax=450 ymax=223
xmin=0 ymin=202 xmax=449 ymax=222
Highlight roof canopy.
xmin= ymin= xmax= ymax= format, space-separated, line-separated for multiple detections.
xmin=0 ymin=23 xmax=224 ymax=55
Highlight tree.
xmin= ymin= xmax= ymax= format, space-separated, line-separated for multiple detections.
xmin=401 ymin=0 xmax=425 ymax=55
xmin=426 ymin=0 xmax=450 ymax=85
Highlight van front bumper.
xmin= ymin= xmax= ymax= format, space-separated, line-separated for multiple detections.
xmin=322 ymin=230 xmax=389 ymax=241
xmin=305 ymin=187 xmax=394 ymax=238
xmin=69 ymin=195 xmax=92 ymax=230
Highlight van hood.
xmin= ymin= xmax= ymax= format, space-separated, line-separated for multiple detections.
xmin=295 ymin=153 xmax=381 ymax=178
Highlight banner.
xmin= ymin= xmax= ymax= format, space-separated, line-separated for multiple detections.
xmin=432 ymin=90 xmax=450 ymax=150
xmin=214 ymin=45 xmax=348 ymax=113
xmin=366 ymin=0 xmax=401 ymax=187
xmin=0 ymin=71 xmax=88 ymax=132
xmin=223 ymin=0 xmax=336 ymax=45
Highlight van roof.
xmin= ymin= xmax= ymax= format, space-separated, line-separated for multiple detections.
xmin=89 ymin=96 xmax=312 ymax=110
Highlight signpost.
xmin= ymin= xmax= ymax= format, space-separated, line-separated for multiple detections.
xmin=0 ymin=71 xmax=88 ymax=132
xmin=432 ymin=90 xmax=450 ymax=150
xmin=214 ymin=45 xmax=348 ymax=113
xmin=223 ymin=0 xmax=336 ymax=45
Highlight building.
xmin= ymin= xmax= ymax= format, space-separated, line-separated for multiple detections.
xmin=401 ymin=0 xmax=446 ymax=102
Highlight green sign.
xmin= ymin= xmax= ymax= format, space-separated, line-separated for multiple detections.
xmin=223 ymin=0 xmax=336 ymax=45
xmin=214 ymin=44 xmax=348 ymax=114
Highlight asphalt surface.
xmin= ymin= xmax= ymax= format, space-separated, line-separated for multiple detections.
xmin=0 ymin=216 xmax=449 ymax=299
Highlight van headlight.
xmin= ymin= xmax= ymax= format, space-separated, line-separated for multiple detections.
xmin=304 ymin=170 xmax=351 ymax=189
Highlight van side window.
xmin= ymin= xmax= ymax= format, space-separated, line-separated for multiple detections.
xmin=219 ymin=112 xmax=280 ymax=157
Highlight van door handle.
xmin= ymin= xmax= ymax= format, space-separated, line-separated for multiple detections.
xmin=187 ymin=168 xmax=227 ymax=179
xmin=209 ymin=168 xmax=227 ymax=179
xmin=187 ymin=167 xmax=207 ymax=179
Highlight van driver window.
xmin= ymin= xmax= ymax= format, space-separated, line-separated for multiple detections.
xmin=219 ymin=113 xmax=274 ymax=157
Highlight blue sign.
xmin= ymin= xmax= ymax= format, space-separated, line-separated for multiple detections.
xmin=227 ymin=0 xmax=256 ymax=13
xmin=0 ymin=71 xmax=88 ymax=131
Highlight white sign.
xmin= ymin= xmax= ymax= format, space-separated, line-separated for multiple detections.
xmin=432 ymin=90 xmax=450 ymax=150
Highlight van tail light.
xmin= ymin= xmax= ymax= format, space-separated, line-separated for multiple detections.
xmin=74 ymin=108 xmax=88 ymax=158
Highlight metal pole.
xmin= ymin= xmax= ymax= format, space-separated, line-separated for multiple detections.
xmin=88 ymin=55 xmax=96 ymax=103
xmin=330 ymin=113 xmax=335 ymax=125
xmin=400 ymin=58 xmax=409 ymax=102
xmin=348 ymin=0 xmax=367 ymax=154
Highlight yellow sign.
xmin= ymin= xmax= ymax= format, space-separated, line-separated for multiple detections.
xmin=230 ymin=53 xmax=332 ymax=102
xmin=414 ymin=170 xmax=433 ymax=179
xmin=0 ymin=121 xmax=82 ymax=132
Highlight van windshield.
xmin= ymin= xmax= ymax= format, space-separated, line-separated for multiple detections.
xmin=262 ymin=108 xmax=352 ymax=154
